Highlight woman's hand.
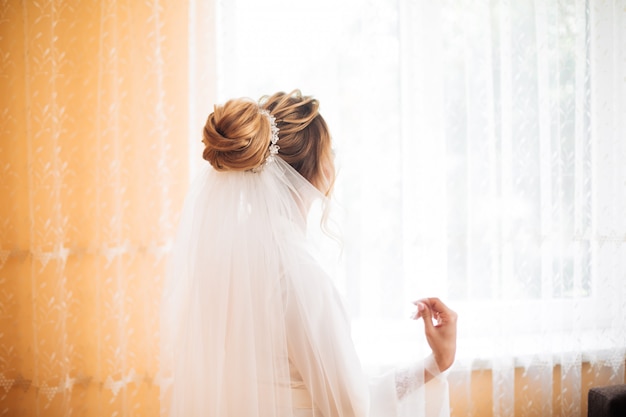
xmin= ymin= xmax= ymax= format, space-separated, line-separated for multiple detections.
xmin=412 ymin=298 xmax=457 ymax=372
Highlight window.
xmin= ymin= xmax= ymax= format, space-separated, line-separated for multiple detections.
xmin=199 ymin=0 xmax=625 ymax=368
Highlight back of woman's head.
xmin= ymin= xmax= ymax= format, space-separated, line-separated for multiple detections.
xmin=202 ymin=98 xmax=272 ymax=172
xmin=202 ymin=90 xmax=335 ymax=194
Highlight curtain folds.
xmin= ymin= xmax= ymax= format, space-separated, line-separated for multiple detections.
xmin=0 ymin=1 xmax=189 ymax=415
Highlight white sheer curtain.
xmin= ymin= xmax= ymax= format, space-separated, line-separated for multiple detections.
xmin=192 ymin=0 xmax=626 ymax=415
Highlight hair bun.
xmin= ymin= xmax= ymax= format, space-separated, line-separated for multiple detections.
xmin=202 ymin=98 xmax=271 ymax=171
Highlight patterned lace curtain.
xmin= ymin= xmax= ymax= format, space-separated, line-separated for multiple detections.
xmin=0 ymin=1 xmax=194 ymax=415
xmin=212 ymin=0 xmax=626 ymax=416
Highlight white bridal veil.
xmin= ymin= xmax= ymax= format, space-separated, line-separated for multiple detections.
xmin=160 ymin=156 xmax=449 ymax=417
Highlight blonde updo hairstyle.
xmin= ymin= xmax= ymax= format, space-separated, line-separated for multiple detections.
xmin=202 ymin=90 xmax=335 ymax=195
xmin=202 ymin=98 xmax=273 ymax=172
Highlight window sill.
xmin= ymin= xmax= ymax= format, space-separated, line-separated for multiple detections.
xmin=351 ymin=319 xmax=625 ymax=372
xmin=454 ymin=331 xmax=626 ymax=371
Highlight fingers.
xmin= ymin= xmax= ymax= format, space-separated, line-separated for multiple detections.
xmin=416 ymin=302 xmax=436 ymax=331
xmin=425 ymin=297 xmax=452 ymax=315
xmin=420 ymin=298 xmax=457 ymax=323
xmin=412 ymin=298 xmax=457 ymax=329
xmin=411 ymin=301 xmax=425 ymax=320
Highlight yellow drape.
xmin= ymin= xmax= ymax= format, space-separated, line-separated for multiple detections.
xmin=0 ymin=1 xmax=190 ymax=415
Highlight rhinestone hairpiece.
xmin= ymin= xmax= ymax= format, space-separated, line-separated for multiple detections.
xmin=259 ymin=109 xmax=280 ymax=159
xmin=249 ymin=109 xmax=280 ymax=173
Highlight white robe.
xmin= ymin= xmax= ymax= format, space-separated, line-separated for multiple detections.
xmin=159 ymin=158 xmax=449 ymax=417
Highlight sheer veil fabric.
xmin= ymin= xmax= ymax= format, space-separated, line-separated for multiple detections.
xmin=160 ymin=156 xmax=449 ymax=417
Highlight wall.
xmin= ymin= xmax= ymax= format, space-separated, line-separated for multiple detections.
xmin=449 ymin=361 xmax=626 ymax=417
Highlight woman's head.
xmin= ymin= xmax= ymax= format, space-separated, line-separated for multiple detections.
xmin=202 ymin=90 xmax=335 ymax=195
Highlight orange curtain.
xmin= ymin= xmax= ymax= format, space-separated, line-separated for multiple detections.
xmin=0 ymin=1 xmax=190 ymax=415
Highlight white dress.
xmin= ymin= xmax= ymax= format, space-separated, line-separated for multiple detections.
xmin=159 ymin=157 xmax=449 ymax=417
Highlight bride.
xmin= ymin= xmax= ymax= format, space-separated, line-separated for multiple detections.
xmin=160 ymin=90 xmax=457 ymax=417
